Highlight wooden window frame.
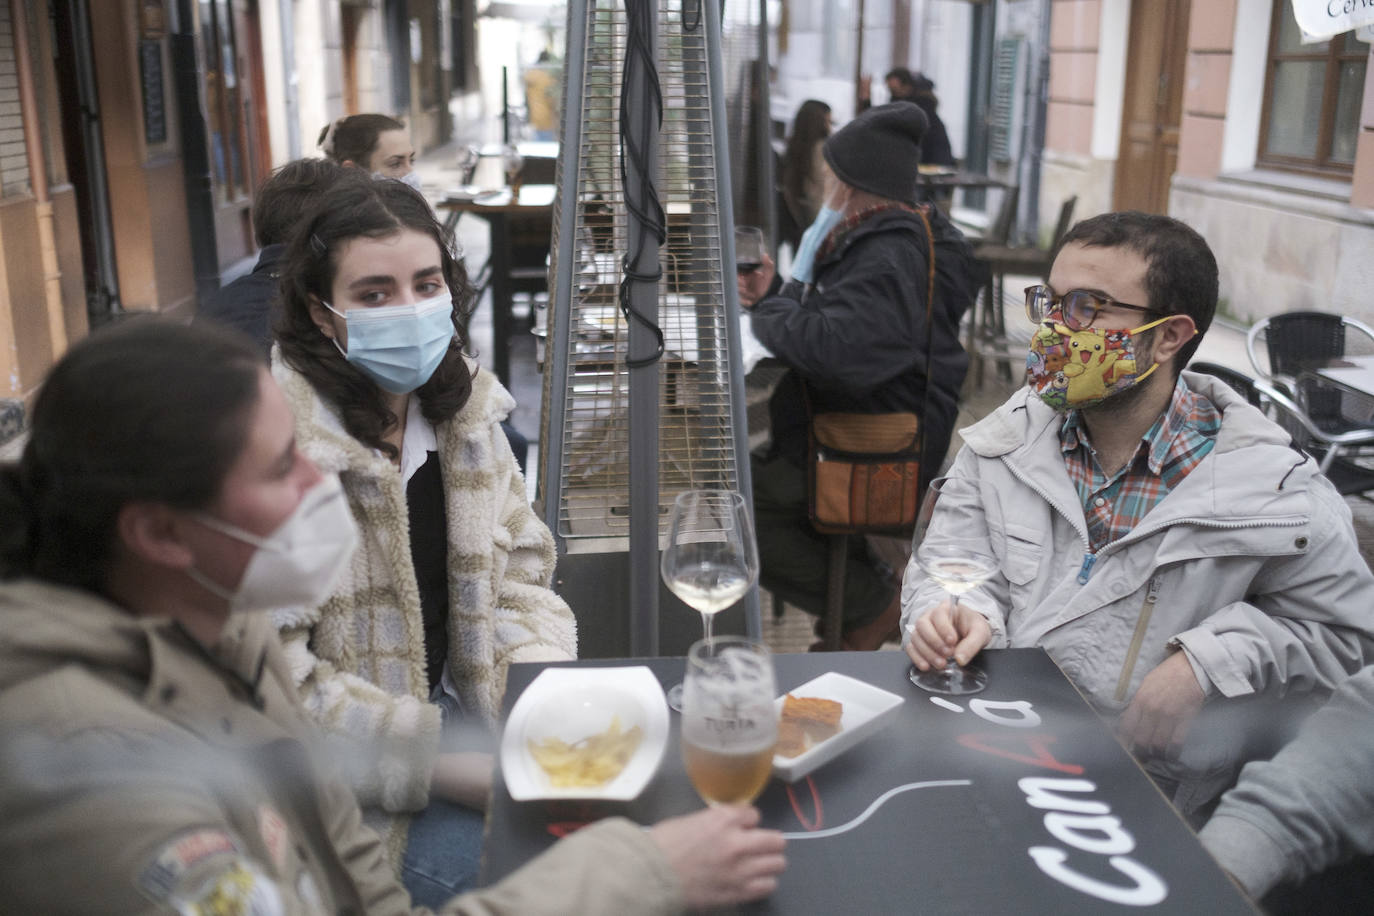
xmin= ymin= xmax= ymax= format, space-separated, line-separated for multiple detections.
xmin=1257 ymin=0 xmax=1368 ymax=178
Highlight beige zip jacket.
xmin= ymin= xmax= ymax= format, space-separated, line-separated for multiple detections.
xmin=901 ymin=372 xmax=1374 ymax=814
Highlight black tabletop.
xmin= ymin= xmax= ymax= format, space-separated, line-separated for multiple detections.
xmin=483 ymin=649 xmax=1255 ymax=914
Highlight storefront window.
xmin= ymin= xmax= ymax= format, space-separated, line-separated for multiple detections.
xmin=199 ymin=0 xmax=249 ymax=202
xmin=1259 ymin=2 xmax=1367 ymax=176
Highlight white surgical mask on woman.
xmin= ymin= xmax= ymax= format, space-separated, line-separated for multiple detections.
xmin=186 ymin=474 xmax=358 ymax=613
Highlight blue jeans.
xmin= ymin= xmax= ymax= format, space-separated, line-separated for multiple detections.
xmin=400 ymin=796 xmax=485 ymax=907
xmin=400 ymin=685 xmax=491 ymax=907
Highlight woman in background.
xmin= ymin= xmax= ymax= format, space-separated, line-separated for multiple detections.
xmin=780 ymin=99 xmax=833 ymax=231
xmin=272 ymin=169 xmax=576 ymax=904
xmin=319 ymin=112 xmax=418 ymax=185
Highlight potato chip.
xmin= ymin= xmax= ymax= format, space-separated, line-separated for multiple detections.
xmin=527 ymin=716 xmax=645 ymax=787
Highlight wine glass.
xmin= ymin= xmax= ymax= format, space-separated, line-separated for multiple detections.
xmin=457 ymin=144 xmax=481 ymax=184
xmin=735 ymin=226 xmax=765 ymax=275
xmin=661 ymin=489 xmax=759 ymax=711
xmin=907 ymin=476 xmax=998 ymax=695
xmin=680 ymin=636 xmax=778 ymax=805
xmin=501 ymin=143 xmax=524 ymax=196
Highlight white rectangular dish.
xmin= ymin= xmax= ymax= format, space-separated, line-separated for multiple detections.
xmin=771 ymin=672 xmax=905 ymax=782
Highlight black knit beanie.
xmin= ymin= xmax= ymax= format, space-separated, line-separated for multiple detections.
xmin=823 ymin=101 xmax=928 ymax=205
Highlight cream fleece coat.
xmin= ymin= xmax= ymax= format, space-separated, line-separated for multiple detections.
xmin=271 ymin=356 xmax=577 ymax=864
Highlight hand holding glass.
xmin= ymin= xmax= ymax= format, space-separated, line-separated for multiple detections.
xmin=661 ymin=490 xmax=759 ymax=711
xmin=680 ymin=636 xmax=778 ymax=806
xmin=907 ymin=477 xmax=995 ymax=695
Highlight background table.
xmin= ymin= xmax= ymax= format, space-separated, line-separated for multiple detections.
xmin=483 ymin=649 xmax=1253 ymax=914
xmin=1316 ymin=353 xmax=1374 ymax=400
xmin=438 ymin=184 xmax=555 ymax=388
xmin=916 ymin=168 xmax=1006 ymax=192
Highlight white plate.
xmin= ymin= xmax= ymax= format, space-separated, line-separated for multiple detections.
xmin=772 ymin=672 xmax=905 ymax=782
xmin=442 ymin=186 xmax=481 ymax=201
xmin=500 ymin=666 xmax=670 ymax=801
xmin=442 ymin=186 xmax=502 ymax=202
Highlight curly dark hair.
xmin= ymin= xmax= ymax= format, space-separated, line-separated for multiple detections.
xmin=252 ymin=158 xmax=345 ymax=249
xmin=274 ymin=170 xmax=474 ymax=460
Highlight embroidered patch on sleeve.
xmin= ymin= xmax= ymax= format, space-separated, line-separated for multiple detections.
xmin=138 ymin=829 xmax=242 ymax=901
xmin=171 ymin=860 xmax=284 ymax=916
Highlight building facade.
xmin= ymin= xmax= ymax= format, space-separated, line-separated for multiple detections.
xmin=0 ymin=0 xmax=471 ymax=442
xmin=1043 ymin=0 xmax=1374 ymax=325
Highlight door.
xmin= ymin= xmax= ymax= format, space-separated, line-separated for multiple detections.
xmin=1113 ymin=0 xmax=1190 ymax=214
xmin=341 ymin=5 xmax=361 ymax=114
xmin=52 ymin=0 xmax=121 ymax=324
xmin=200 ymin=0 xmax=264 ymax=266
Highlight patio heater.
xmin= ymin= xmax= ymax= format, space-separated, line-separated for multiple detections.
xmin=536 ymin=0 xmax=759 ymax=658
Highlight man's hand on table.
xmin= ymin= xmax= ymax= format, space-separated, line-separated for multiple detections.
xmin=649 ymin=805 xmax=786 ymax=908
xmin=903 ymin=598 xmax=991 ymax=671
xmin=737 ymin=253 xmax=776 ymax=309
xmin=1117 ymin=650 xmax=1205 ymax=757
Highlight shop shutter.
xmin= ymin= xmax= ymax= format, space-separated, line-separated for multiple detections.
xmin=0 ymin=4 xmax=28 ymax=196
xmin=988 ymin=35 xmax=1021 ymax=164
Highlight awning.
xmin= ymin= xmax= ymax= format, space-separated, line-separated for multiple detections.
xmin=481 ymin=0 xmax=565 ymax=21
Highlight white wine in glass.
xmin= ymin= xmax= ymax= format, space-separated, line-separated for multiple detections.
xmin=680 ymin=636 xmax=778 ymax=805
xmin=908 ymin=477 xmax=997 ymax=695
xmin=661 ymin=490 xmax=759 ymax=711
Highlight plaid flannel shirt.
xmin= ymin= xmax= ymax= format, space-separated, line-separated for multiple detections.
xmin=1061 ymin=376 xmax=1221 ymax=554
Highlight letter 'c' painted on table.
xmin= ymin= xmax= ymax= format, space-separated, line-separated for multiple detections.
xmin=1027 ymin=847 xmax=1168 ymax=906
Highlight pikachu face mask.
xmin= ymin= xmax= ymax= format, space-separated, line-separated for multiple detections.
xmin=1025 ymin=316 xmax=1171 ymax=411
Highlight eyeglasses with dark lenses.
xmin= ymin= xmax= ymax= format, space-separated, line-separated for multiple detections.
xmin=1024 ymin=285 xmax=1159 ymax=331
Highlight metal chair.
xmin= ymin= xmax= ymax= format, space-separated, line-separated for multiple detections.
xmin=1245 ymin=311 xmax=1374 ymax=395
xmin=967 ymin=194 xmax=1077 ymax=386
xmin=1252 ymin=376 xmax=1374 ymax=497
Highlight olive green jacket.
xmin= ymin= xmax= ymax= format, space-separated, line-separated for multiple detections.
xmin=0 ymin=580 xmax=679 ymax=914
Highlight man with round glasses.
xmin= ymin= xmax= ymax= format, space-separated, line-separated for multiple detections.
xmin=900 ymin=210 xmax=1374 ymax=823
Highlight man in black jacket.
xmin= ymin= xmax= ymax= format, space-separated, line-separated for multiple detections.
xmin=738 ymin=102 xmax=979 ymax=649
xmin=859 ymin=68 xmax=956 ymax=169
xmin=197 ymin=158 xmax=344 ymax=353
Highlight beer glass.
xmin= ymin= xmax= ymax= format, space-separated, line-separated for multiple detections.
xmin=680 ymin=636 xmax=778 ymax=806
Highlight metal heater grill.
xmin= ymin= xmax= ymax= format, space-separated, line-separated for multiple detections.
xmin=540 ymin=0 xmax=745 ymax=544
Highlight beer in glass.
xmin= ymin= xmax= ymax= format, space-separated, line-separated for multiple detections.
xmin=680 ymin=636 xmax=777 ymax=805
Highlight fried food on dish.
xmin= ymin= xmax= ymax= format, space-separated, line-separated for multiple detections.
xmin=776 ymin=695 xmax=843 ymax=757
xmin=776 ymin=719 xmax=808 ymax=757
xmin=527 ymin=716 xmax=644 ymax=787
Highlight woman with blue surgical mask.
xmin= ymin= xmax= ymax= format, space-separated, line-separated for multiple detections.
xmin=272 ymin=169 xmax=576 ymax=905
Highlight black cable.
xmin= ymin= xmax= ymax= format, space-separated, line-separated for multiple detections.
xmin=619 ymin=0 xmax=666 ymax=368
xmin=683 ymin=0 xmax=702 ymax=32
